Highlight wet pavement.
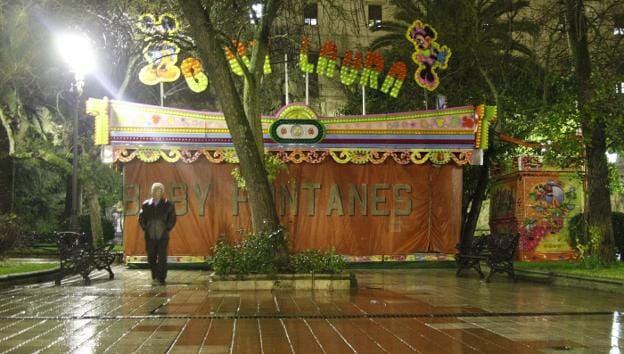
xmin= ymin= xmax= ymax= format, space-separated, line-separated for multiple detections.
xmin=0 ymin=267 xmax=622 ymax=353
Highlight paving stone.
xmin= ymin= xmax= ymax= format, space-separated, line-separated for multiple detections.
xmin=0 ymin=267 xmax=622 ymax=352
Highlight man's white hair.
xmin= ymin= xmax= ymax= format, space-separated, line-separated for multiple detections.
xmin=151 ymin=182 xmax=165 ymax=193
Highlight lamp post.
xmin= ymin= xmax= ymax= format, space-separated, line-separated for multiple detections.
xmin=55 ymin=33 xmax=95 ymax=231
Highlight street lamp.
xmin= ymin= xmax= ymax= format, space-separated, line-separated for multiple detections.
xmin=55 ymin=33 xmax=95 ymax=230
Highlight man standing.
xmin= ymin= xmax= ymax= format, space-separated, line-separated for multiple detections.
xmin=139 ymin=182 xmax=176 ymax=284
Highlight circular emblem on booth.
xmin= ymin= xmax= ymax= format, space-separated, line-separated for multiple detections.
xmin=269 ymin=119 xmax=325 ymax=144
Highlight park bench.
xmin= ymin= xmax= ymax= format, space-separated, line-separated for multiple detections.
xmin=455 ymin=232 xmax=520 ymax=282
xmin=55 ymin=231 xmax=115 ymax=285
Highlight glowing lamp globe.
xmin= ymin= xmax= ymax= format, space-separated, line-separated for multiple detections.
xmin=55 ymin=33 xmax=95 ymax=78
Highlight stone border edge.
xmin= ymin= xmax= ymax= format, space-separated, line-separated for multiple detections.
xmin=516 ymin=269 xmax=624 ymax=294
xmin=0 ymin=268 xmax=60 ymax=288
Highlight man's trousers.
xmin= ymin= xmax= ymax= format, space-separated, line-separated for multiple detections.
xmin=145 ymin=236 xmax=169 ymax=281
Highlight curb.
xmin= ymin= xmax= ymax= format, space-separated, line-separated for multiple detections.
xmin=0 ymin=268 xmax=60 ymax=288
xmin=209 ymin=272 xmax=354 ymax=291
xmin=516 ymin=269 xmax=624 ymax=294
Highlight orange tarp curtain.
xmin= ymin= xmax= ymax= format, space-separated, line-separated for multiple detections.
xmin=122 ymin=159 xmax=462 ymax=257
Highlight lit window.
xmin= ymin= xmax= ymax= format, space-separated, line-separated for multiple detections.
xmin=368 ymin=5 xmax=382 ymax=30
xmin=250 ymin=3 xmax=263 ymax=24
xmin=614 ymin=14 xmax=624 ymax=35
xmin=617 ymin=82 xmax=624 ymax=94
xmin=304 ymin=4 xmax=318 ymax=26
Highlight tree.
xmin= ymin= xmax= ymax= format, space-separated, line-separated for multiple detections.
xmin=565 ymin=0 xmax=616 ymax=263
xmin=0 ymin=0 xmax=127 ymax=239
xmin=0 ymin=0 xmax=72 ymax=217
xmin=176 ymin=0 xmax=282 ymax=238
xmin=531 ymin=0 xmax=623 ymax=263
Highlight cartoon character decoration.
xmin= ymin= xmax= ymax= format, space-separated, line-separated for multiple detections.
xmin=137 ymin=13 xmax=208 ymax=92
xmin=139 ymin=40 xmax=181 ymax=85
xmin=406 ymin=20 xmax=451 ymax=91
xmin=534 ymin=181 xmax=565 ymax=208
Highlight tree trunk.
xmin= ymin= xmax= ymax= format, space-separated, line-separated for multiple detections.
xmin=566 ymin=0 xmax=615 ymax=263
xmin=178 ymin=0 xmax=280 ymax=235
xmin=243 ymin=78 xmax=264 ymax=155
xmin=87 ymin=189 xmax=104 ymax=247
xmin=459 ymin=63 xmax=500 ymax=253
xmin=243 ymin=0 xmax=279 ymax=155
xmin=460 ymin=149 xmax=491 ymax=252
xmin=0 ymin=156 xmax=12 ymax=215
xmin=0 ymin=110 xmax=13 ymax=214
xmin=0 ymin=108 xmax=15 ymax=157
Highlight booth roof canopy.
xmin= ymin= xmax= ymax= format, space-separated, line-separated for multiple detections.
xmin=87 ymin=98 xmax=494 ymax=165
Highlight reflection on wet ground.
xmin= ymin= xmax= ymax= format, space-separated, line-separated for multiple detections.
xmin=0 ymin=267 xmax=621 ymax=353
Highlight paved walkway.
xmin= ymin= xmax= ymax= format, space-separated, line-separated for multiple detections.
xmin=0 ymin=266 xmax=622 ymax=353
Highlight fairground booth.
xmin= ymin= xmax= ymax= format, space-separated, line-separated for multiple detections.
xmin=86 ymin=99 xmax=494 ymax=264
xmin=85 ymin=16 xmax=497 ymax=265
xmin=490 ymin=156 xmax=584 ymax=261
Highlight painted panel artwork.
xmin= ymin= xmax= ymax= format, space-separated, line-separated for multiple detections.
xmin=518 ymin=176 xmax=581 ymax=260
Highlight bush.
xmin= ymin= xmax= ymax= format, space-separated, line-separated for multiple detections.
xmin=0 ymin=214 xmax=21 ymax=259
xmin=291 ymin=249 xmax=345 ymax=274
xmin=210 ymin=228 xmax=346 ymax=276
xmin=211 ymin=228 xmax=289 ymax=276
xmin=569 ymin=212 xmax=624 ymax=256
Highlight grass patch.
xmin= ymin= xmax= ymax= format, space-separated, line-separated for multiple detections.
xmin=0 ymin=261 xmax=58 ymax=276
xmin=9 ymin=243 xmax=123 ymax=256
xmin=9 ymin=246 xmax=58 ymax=257
xmin=515 ymin=261 xmax=624 ymax=281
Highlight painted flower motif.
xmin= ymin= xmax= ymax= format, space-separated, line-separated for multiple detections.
xmin=152 ymin=115 xmax=161 ymax=124
xmin=533 ymin=225 xmax=547 ymax=238
xmin=280 ymin=127 xmax=288 ymax=135
xmin=461 ymin=116 xmax=474 ymax=128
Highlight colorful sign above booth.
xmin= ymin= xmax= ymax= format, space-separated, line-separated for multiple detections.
xmin=135 ymin=13 xmax=450 ymax=98
xmin=86 ymin=99 xmax=495 ymax=166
